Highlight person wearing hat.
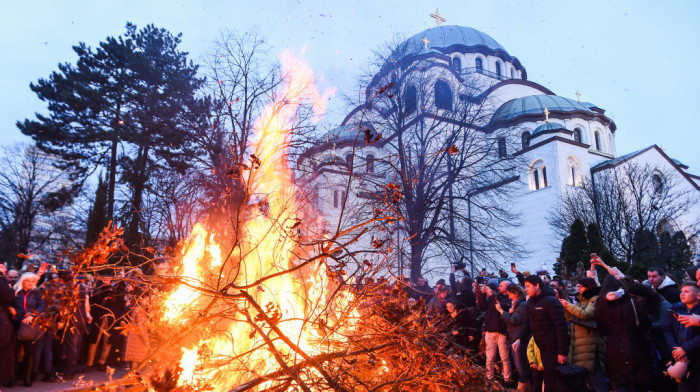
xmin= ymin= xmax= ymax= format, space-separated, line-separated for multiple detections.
xmin=477 ymin=279 xmax=512 ymax=383
xmin=559 ymin=277 xmax=606 ymax=392
xmin=663 ymin=281 xmax=700 ymax=391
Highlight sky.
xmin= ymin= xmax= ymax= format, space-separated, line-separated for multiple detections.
xmin=1 ymin=0 xmax=699 ymax=171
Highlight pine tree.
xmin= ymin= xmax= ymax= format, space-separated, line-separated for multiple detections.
xmin=632 ymin=228 xmax=660 ymax=267
xmin=18 ymin=23 xmax=206 ymax=254
xmin=557 ymin=219 xmax=589 ymax=275
xmin=586 ymin=223 xmax=618 ymax=267
xmin=86 ymin=175 xmax=109 ymax=245
xmin=659 ymin=231 xmax=693 ymax=280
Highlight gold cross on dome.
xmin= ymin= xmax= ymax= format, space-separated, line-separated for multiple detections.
xmin=421 ymin=36 xmax=430 ymax=49
xmin=575 ymin=90 xmax=581 ymax=103
xmin=544 ymin=107 xmax=550 ymax=123
xmin=430 ymin=9 xmax=446 ymax=27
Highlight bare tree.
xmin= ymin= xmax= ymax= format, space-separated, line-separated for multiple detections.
xmin=0 ymin=143 xmax=79 ymax=268
xmin=334 ymin=38 xmax=522 ymax=281
xmin=55 ymin=47 xmax=503 ymax=392
xmin=551 ymin=161 xmax=699 ymax=265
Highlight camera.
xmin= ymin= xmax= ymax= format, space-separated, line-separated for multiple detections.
xmin=453 ymin=261 xmax=467 ymax=271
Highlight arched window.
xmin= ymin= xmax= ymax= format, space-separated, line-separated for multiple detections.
xmin=594 ymin=131 xmax=601 ymax=151
xmin=521 ymin=132 xmax=531 ymax=149
xmin=405 ymin=84 xmax=417 ymax=115
xmin=475 ymin=58 xmax=483 ymax=73
xmin=573 ymin=128 xmax=582 ymax=143
xmin=542 ymin=167 xmax=548 ymax=187
xmin=567 ymin=157 xmax=581 ymax=186
xmin=497 ymin=137 xmax=507 ymax=158
xmin=452 ymin=57 xmax=461 ymax=72
xmin=366 ymin=154 xmax=375 ymax=173
xmin=529 ymin=160 xmax=547 ymax=190
xmin=510 ymin=68 xmax=515 ymax=79
xmin=333 ymin=190 xmax=346 ymax=208
xmin=434 ymin=80 xmax=452 ymax=110
xmin=495 ymin=62 xmax=502 ymax=76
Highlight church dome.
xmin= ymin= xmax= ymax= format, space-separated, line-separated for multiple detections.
xmin=403 ymin=25 xmax=509 ymax=55
xmin=490 ymin=95 xmax=594 ymax=126
xmin=532 ymin=122 xmax=568 ymax=137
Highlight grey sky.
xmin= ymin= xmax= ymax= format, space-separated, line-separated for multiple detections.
xmin=2 ymin=0 xmax=699 ymax=171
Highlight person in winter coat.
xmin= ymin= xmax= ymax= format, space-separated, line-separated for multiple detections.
xmin=409 ymin=276 xmax=432 ymax=303
xmin=124 ymin=294 xmax=151 ymax=370
xmin=497 ymin=283 xmax=530 ymax=392
xmin=33 ymin=273 xmax=61 ymax=382
xmin=442 ymin=298 xmax=474 ymax=352
xmin=559 ymin=277 xmax=606 ymax=392
xmin=513 ymin=275 xmax=569 ymax=392
xmin=0 ymin=264 xmax=18 ymax=387
xmin=647 ymin=266 xmax=680 ymax=304
xmin=450 ymin=265 xmax=476 ymax=309
xmin=626 ymin=282 xmax=674 ymax=391
xmin=477 ymin=280 xmax=512 ymax=382
xmin=663 ymin=282 xmax=700 ymax=391
xmin=527 ymin=337 xmax=543 ymax=392
xmin=426 ymin=287 xmax=448 ymax=317
xmin=57 ymin=273 xmax=93 ymax=380
xmin=595 ymin=275 xmax=653 ymax=391
xmin=11 ymin=272 xmax=45 ymax=387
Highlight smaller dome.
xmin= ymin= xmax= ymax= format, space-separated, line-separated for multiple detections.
xmin=491 ymin=95 xmax=594 ymax=125
xmin=324 ymin=124 xmax=360 ymax=142
xmin=532 ymin=122 xmax=567 ymax=137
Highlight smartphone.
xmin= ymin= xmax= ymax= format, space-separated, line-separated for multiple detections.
xmin=590 ymin=253 xmax=598 ymax=258
xmin=511 ymin=262 xmax=516 ymax=268
xmin=669 ymin=310 xmax=680 ymax=319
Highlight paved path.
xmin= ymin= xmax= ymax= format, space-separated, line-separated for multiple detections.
xmin=0 ymin=370 xmax=130 ymax=392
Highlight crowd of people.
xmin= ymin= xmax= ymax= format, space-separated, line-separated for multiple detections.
xmin=0 ymin=262 xmax=150 ymax=388
xmin=1 ymin=255 xmax=700 ymax=391
xmin=385 ymin=257 xmax=700 ymax=392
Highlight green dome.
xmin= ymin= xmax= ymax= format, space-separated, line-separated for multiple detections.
xmin=532 ymin=122 xmax=568 ymax=137
xmin=491 ymin=95 xmax=594 ymax=125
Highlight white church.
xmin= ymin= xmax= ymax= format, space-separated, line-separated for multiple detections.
xmin=297 ymin=22 xmax=700 ymax=277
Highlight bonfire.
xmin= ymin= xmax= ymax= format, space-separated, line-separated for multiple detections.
xmin=61 ymin=51 xmax=501 ymax=392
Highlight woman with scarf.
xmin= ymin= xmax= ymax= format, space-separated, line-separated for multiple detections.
xmin=10 ymin=272 xmax=45 ymax=387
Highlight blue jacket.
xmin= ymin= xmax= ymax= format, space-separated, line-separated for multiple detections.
xmin=664 ymin=302 xmax=700 ymax=362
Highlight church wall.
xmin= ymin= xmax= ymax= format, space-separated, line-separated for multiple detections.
xmin=599 ymin=148 xmax=700 ymax=251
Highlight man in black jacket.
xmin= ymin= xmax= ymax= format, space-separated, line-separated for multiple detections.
xmin=647 ymin=266 xmax=681 ymax=304
xmin=477 ymin=280 xmax=512 ymax=382
xmin=513 ymin=275 xmax=569 ymax=392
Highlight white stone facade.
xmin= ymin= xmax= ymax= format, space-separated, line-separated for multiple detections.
xmin=297 ymin=25 xmax=700 ymax=278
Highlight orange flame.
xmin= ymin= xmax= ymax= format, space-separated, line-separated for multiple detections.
xmin=160 ymin=51 xmax=354 ymax=391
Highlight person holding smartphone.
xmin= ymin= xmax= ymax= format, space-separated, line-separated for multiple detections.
xmin=477 ymin=280 xmax=512 ymax=383
xmin=663 ymin=281 xmax=700 ymax=390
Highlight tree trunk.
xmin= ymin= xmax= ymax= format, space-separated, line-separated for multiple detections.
xmin=125 ymin=143 xmax=150 ymax=252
